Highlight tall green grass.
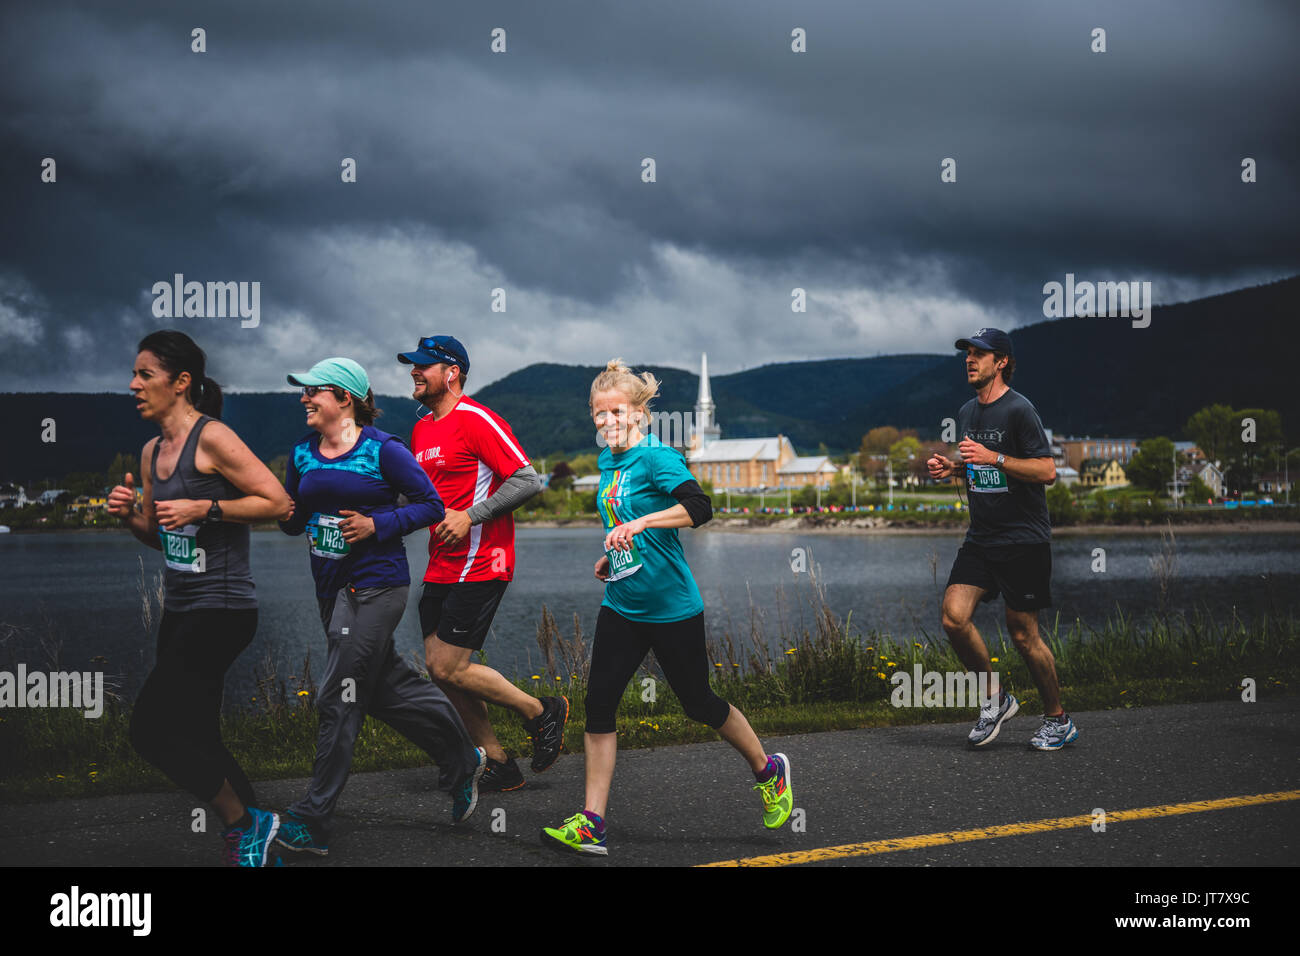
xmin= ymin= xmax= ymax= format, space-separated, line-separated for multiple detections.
xmin=2 ymin=555 xmax=1296 ymax=803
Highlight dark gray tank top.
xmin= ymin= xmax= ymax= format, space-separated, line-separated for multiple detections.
xmin=151 ymin=415 xmax=257 ymax=611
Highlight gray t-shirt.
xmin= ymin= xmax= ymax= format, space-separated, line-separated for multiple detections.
xmin=956 ymin=388 xmax=1053 ymax=546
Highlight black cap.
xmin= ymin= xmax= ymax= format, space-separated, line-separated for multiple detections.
xmin=954 ymin=327 xmax=1013 ymax=356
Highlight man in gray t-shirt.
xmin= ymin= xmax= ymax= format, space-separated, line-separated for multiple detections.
xmin=927 ymin=328 xmax=1079 ymax=752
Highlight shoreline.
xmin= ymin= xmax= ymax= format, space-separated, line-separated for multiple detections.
xmin=5 ymin=518 xmax=1299 ymax=537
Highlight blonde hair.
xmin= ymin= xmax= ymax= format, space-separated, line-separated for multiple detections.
xmin=589 ymin=357 xmax=659 ymax=413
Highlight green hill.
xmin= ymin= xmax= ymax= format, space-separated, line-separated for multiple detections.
xmin=4 ymin=276 xmax=1294 ymax=484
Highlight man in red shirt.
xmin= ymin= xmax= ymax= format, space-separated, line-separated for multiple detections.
xmin=399 ymin=336 xmax=567 ymax=792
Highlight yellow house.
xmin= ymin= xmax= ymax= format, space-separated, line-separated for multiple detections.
xmin=67 ymin=496 xmax=109 ymax=512
xmin=1078 ymin=458 xmax=1127 ymax=488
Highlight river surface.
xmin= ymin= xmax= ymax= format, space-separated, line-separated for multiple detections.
xmin=1 ymin=527 xmax=1295 ymax=705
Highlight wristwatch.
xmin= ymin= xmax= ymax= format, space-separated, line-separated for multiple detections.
xmin=207 ymin=499 xmax=223 ymax=523
xmin=995 ymin=454 xmax=1006 ymax=468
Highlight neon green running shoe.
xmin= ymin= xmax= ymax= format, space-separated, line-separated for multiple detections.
xmin=754 ymin=753 xmax=793 ymax=829
xmin=540 ymin=811 xmax=608 ymax=856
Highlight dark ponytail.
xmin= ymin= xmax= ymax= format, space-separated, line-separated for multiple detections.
xmin=350 ymin=389 xmax=381 ymax=426
xmin=196 ymin=375 xmax=224 ymax=418
xmin=137 ymin=330 xmax=224 ymax=419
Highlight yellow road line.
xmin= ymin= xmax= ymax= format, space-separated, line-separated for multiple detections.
xmin=699 ymin=789 xmax=1300 ymax=867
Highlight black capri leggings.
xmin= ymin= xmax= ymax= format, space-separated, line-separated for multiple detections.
xmin=129 ymin=607 xmax=258 ymax=808
xmin=585 ymin=607 xmax=730 ymax=735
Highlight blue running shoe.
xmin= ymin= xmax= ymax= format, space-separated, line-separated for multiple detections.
xmin=452 ymin=747 xmax=487 ymax=824
xmin=1029 ymin=713 xmax=1079 ymax=751
xmin=968 ymin=692 xmax=1019 ymax=747
xmin=275 ymin=812 xmax=329 ymax=856
xmin=222 ymin=808 xmax=280 ymax=867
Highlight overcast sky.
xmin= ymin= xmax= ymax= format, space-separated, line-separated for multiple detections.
xmin=3 ymin=0 xmax=1297 ymax=396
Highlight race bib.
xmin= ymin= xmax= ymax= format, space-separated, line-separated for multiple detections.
xmin=307 ymin=512 xmax=351 ymax=560
xmin=604 ymin=542 xmax=644 ymax=582
xmin=159 ymin=524 xmax=205 ymax=572
xmin=966 ymin=463 xmax=1009 ymax=493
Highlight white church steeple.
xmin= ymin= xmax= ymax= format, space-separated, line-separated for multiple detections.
xmin=692 ymin=352 xmax=721 ymax=452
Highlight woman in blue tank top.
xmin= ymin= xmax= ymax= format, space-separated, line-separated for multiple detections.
xmin=107 ymin=330 xmax=291 ymax=867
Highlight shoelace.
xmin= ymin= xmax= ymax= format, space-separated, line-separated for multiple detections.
xmin=754 ymin=776 xmax=780 ymax=810
xmin=560 ymin=813 xmax=595 ymax=840
xmin=222 ymin=829 xmax=243 ymax=866
xmin=1033 ymin=718 xmax=1061 ymax=738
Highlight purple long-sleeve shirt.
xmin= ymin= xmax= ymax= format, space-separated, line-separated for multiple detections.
xmin=280 ymin=426 xmax=446 ymax=600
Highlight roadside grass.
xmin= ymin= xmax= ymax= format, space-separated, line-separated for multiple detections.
xmin=3 ymin=578 xmax=1295 ymax=803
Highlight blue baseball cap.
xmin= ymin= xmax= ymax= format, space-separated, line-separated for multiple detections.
xmin=286 ymin=357 xmax=371 ymax=399
xmin=397 ymin=335 xmax=470 ymax=376
xmin=955 ymin=327 xmax=1014 ymax=356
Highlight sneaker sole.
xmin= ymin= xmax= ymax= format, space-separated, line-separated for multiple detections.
xmin=540 ymin=828 xmax=608 ymax=856
xmin=453 ymin=749 xmax=488 ymax=824
xmin=530 ymin=695 xmax=569 ymax=774
xmin=765 ymin=752 xmax=794 ymax=829
xmin=274 ymin=838 xmax=329 ymax=857
xmin=258 ymin=814 xmax=281 ymax=868
xmin=970 ymin=696 xmax=1020 ymax=747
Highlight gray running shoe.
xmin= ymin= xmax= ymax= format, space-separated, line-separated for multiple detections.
xmin=968 ymin=692 xmax=1019 ymax=747
xmin=1029 ymin=714 xmax=1079 ymax=751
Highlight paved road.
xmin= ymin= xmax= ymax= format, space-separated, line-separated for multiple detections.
xmin=2 ymin=699 xmax=1296 ymax=867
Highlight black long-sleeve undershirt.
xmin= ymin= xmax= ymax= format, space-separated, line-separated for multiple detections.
xmin=670 ymin=479 xmax=712 ymax=527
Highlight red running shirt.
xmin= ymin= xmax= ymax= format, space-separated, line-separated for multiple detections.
xmin=410 ymin=395 xmax=531 ymax=583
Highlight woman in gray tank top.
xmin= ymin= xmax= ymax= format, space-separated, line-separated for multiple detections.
xmin=106 ymin=330 xmax=292 ymax=867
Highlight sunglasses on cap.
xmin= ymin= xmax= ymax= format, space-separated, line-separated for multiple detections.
xmin=414 ymin=338 xmax=463 ymax=366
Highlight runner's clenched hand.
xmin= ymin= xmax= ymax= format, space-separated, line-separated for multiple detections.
xmin=107 ymin=473 xmax=138 ymax=518
xmin=338 ymin=509 xmax=375 ymax=543
xmin=927 ymin=455 xmax=957 ymax=480
xmin=434 ymin=507 xmax=472 ymax=545
xmin=154 ymin=498 xmax=206 ymax=531
xmin=604 ymin=518 xmax=645 ymax=552
xmin=957 ymin=437 xmax=995 ymax=466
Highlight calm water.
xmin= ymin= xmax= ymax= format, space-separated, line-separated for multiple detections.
xmin=1 ymin=527 xmax=1295 ymax=705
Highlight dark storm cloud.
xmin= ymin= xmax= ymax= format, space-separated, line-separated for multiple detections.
xmin=2 ymin=0 xmax=1297 ymax=393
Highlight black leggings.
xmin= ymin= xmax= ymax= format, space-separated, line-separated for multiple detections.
xmin=585 ymin=607 xmax=730 ymax=734
xmin=129 ymin=607 xmax=258 ymax=808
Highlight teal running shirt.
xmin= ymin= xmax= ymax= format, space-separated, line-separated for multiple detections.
xmin=596 ymin=433 xmax=703 ymax=622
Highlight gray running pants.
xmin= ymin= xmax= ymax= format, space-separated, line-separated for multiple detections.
xmin=289 ymin=585 xmax=476 ymax=834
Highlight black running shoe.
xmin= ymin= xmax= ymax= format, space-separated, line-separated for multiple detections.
xmin=525 ymin=695 xmax=569 ymax=773
xmin=480 ymin=756 xmax=527 ymax=792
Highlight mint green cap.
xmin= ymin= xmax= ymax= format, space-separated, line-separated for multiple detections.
xmin=287 ymin=357 xmax=371 ymax=399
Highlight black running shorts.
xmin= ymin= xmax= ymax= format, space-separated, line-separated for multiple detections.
xmin=419 ymin=580 xmax=509 ymax=650
xmin=945 ymin=541 xmax=1052 ymax=612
